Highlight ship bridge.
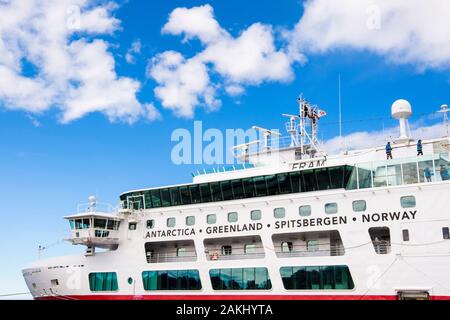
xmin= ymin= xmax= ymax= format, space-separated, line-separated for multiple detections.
xmin=65 ymin=197 xmax=123 ymax=252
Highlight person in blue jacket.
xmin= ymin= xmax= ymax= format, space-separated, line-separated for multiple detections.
xmin=386 ymin=142 xmax=393 ymax=159
xmin=417 ymin=139 xmax=423 ymax=156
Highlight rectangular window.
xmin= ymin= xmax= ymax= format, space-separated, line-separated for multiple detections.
xmin=221 ymin=181 xmax=233 ymax=201
xmin=199 ymin=184 xmax=212 ymax=203
xmin=89 ymin=272 xmax=118 ymax=292
xmin=277 ymin=173 xmax=292 ymax=194
xmin=244 ymin=244 xmax=256 ymax=254
xmin=280 ymin=265 xmax=354 ymax=290
xmin=210 ymin=268 xmax=271 ymax=290
xmin=170 ymin=188 xmax=181 ymax=206
xmin=160 ymin=188 xmax=171 ymax=207
xmin=401 ymin=196 xmax=416 ymax=208
xmin=207 ymin=214 xmax=217 ymax=225
xmin=242 ymin=178 xmax=256 ymax=198
xmin=325 ymin=203 xmax=338 ymax=214
xmin=189 ymin=185 xmax=201 ymax=204
xmin=402 ymin=229 xmax=410 ymax=242
xmin=142 ymin=270 xmax=201 ymax=290
xmin=274 ymin=207 xmax=285 ymax=219
xmin=266 ymin=175 xmax=279 ymax=195
xmin=254 ymin=176 xmax=268 ymax=196
xmin=151 ymin=190 xmax=162 ymax=208
xmin=443 ymin=227 xmax=450 ymax=240
xmin=167 ymin=218 xmax=176 ymax=228
xmin=221 ymin=245 xmax=232 ymax=255
xmin=228 ymin=212 xmax=238 ymax=223
xmin=299 ymin=205 xmax=312 ymax=217
xmin=250 ymin=210 xmax=262 ymax=221
xmin=352 ymin=200 xmax=367 ymax=212
xmin=369 ymin=227 xmax=391 ymax=254
xmin=94 ymin=219 xmax=107 ymax=229
xmin=231 ymin=179 xmax=244 ymax=199
xmin=180 ymin=186 xmax=192 ymax=205
xmin=146 ymin=220 xmax=155 ymax=229
xmin=186 ymin=216 xmax=195 ymax=226
xmin=210 ymin=182 xmax=223 ymax=202
xmin=128 ymin=222 xmax=137 ymax=230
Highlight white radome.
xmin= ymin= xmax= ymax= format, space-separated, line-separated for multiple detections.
xmin=391 ymin=99 xmax=413 ymax=119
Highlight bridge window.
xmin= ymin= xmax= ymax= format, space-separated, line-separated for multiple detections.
xmin=142 ymin=270 xmax=201 ymax=290
xmin=352 ymin=200 xmax=366 ymax=212
xmin=250 ymin=210 xmax=262 ymax=221
xmin=186 ymin=216 xmax=195 ymax=226
xmin=299 ymin=205 xmax=312 ymax=217
xmin=210 ymin=267 xmax=271 ymax=290
xmin=274 ymin=208 xmax=285 ymax=219
xmin=167 ymin=218 xmax=176 ymax=228
xmin=280 ymin=265 xmax=354 ymax=290
xmin=207 ymin=214 xmax=217 ymax=224
xmin=325 ymin=203 xmax=338 ymax=214
xmin=89 ymin=272 xmax=118 ymax=292
xmin=401 ymin=196 xmax=416 ymax=208
xmin=228 ymin=212 xmax=238 ymax=223
xmin=94 ymin=219 xmax=106 ymax=229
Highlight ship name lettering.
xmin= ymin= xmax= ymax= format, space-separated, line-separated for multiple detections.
xmin=291 ymin=159 xmax=326 ymax=171
xmin=362 ymin=210 xmax=417 ymax=223
xmin=206 ymin=223 xmax=263 ymax=234
xmin=145 ymin=228 xmax=195 ymax=238
xmin=274 ymin=216 xmax=347 ymax=229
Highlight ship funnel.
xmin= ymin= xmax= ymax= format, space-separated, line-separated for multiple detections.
xmin=391 ymin=99 xmax=413 ymax=143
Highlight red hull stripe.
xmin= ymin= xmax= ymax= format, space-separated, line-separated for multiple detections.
xmin=36 ymin=294 xmax=450 ymax=300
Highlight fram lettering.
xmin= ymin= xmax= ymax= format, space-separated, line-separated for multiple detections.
xmin=291 ymin=159 xmax=326 ymax=171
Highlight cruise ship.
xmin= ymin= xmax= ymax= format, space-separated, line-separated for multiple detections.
xmin=22 ymin=96 xmax=450 ymax=300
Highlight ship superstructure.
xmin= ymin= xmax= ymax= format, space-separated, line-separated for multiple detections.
xmin=22 ymin=97 xmax=450 ymax=300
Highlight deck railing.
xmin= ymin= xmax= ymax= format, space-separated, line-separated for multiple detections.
xmin=275 ymin=243 xmax=345 ymax=258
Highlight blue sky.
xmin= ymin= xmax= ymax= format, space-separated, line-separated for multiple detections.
xmin=1 ymin=0 xmax=450 ymax=298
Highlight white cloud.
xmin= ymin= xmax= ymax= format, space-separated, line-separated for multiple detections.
xmin=323 ymin=120 xmax=446 ymax=154
xmin=148 ymin=51 xmax=220 ymax=118
xmin=0 ymin=0 xmax=157 ymax=123
xmin=125 ymin=39 xmax=142 ymax=64
xmin=150 ymin=4 xmax=294 ymax=118
xmin=290 ymin=0 xmax=450 ymax=70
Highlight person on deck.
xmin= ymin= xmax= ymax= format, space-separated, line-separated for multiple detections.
xmin=440 ymin=165 xmax=449 ymax=181
xmin=424 ymin=167 xmax=432 ymax=182
xmin=386 ymin=142 xmax=393 ymax=160
xmin=417 ymin=140 xmax=423 ymax=156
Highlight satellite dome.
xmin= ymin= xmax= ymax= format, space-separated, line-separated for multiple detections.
xmin=391 ymin=99 xmax=412 ymax=119
xmin=88 ymin=195 xmax=97 ymax=203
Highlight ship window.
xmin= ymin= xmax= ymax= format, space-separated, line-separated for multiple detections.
xmin=200 ymin=183 xmax=212 ymax=203
xmin=281 ymin=242 xmax=293 ymax=253
xmin=127 ymin=277 xmax=133 ymax=285
xmin=210 ymin=267 xmax=271 ymax=290
xmin=170 ymin=188 xmax=181 ymax=206
xmin=307 ymin=240 xmax=319 ymax=252
xmin=242 ymin=178 xmax=256 ymax=198
xmin=290 ymin=172 xmax=302 ymax=193
xmin=280 ymin=265 xmax=354 ymax=290
xmin=250 ymin=210 xmax=262 ymax=221
xmin=299 ymin=205 xmax=312 ymax=217
xmin=303 ymin=170 xmax=318 ymax=192
xmin=222 ymin=245 xmax=232 ymax=255
xmin=274 ymin=208 xmax=285 ymax=219
xmin=69 ymin=220 xmax=75 ymax=229
xmin=51 ymin=279 xmax=59 ymax=287
xmin=94 ymin=219 xmax=107 ymax=229
xmin=277 ymin=173 xmax=292 ymax=194
xmin=142 ymin=270 xmax=201 ymax=291
xmin=228 ymin=212 xmax=238 ymax=223
xmin=325 ymin=203 xmax=338 ymax=214
xmin=401 ymin=196 xmax=416 ymax=208
xmin=316 ymin=168 xmax=331 ymax=190
xmin=266 ymin=175 xmax=279 ymax=195
xmin=221 ymin=181 xmax=233 ymax=201
xmin=443 ymin=227 xmax=450 ymax=240
xmin=369 ymin=227 xmax=391 ymax=254
xmin=207 ymin=214 xmax=217 ymax=224
xmin=128 ymin=222 xmax=137 ymax=231
xmin=189 ymin=185 xmax=201 ymax=204
xmin=402 ymin=229 xmax=410 ymax=242
xmin=231 ymin=179 xmax=244 ymax=199
xmin=352 ymin=200 xmax=366 ymax=212
xmin=186 ymin=216 xmax=195 ymax=226
xmin=210 ymin=182 xmax=223 ymax=202
xmin=150 ymin=190 xmax=162 ymax=208
xmin=177 ymin=247 xmax=187 ymax=257
xmin=146 ymin=219 xmax=155 ymax=229
xmin=89 ymin=272 xmax=118 ymax=292
xmin=167 ymin=218 xmax=176 ymax=228
xmin=180 ymin=186 xmax=192 ymax=205
xmin=160 ymin=188 xmax=171 ymax=207
xmin=244 ymin=244 xmax=256 ymax=254
xmin=254 ymin=176 xmax=268 ymax=196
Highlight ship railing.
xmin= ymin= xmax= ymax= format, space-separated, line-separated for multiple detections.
xmin=275 ymin=244 xmax=345 ymax=258
xmin=205 ymin=246 xmax=266 ymax=261
xmin=146 ymin=252 xmax=197 ymax=264
xmin=373 ymin=241 xmax=391 ymax=255
xmin=77 ymin=202 xmax=116 ymax=214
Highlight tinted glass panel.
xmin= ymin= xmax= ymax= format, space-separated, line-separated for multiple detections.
xmin=170 ymin=188 xmax=181 ymax=206
xmin=278 ymin=173 xmax=292 ymax=194
xmin=151 ymin=190 xmax=162 ymax=208
xmin=280 ymin=266 xmax=354 ymax=290
xmin=210 ymin=183 xmax=222 ymax=202
xmin=299 ymin=205 xmax=311 ymax=216
xmin=401 ymin=196 xmax=416 ymax=208
xmin=250 ymin=210 xmax=261 ymax=221
xmin=221 ymin=181 xmax=233 ymax=201
xmin=199 ymin=184 xmax=212 ymax=203
xmin=325 ymin=203 xmax=338 ymax=214
xmin=160 ymin=189 xmax=171 ymax=207
xmin=231 ymin=180 xmax=244 ymax=199
xmin=142 ymin=270 xmax=201 ymax=290
xmin=274 ymin=208 xmax=285 ymax=219
xmin=189 ymin=185 xmax=201 ymax=204
xmin=210 ymin=268 xmax=271 ymax=290
xmin=89 ymin=272 xmax=118 ymax=291
xmin=180 ymin=186 xmax=192 ymax=205
xmin=352 ymin=200 xmax=366 ymax=212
